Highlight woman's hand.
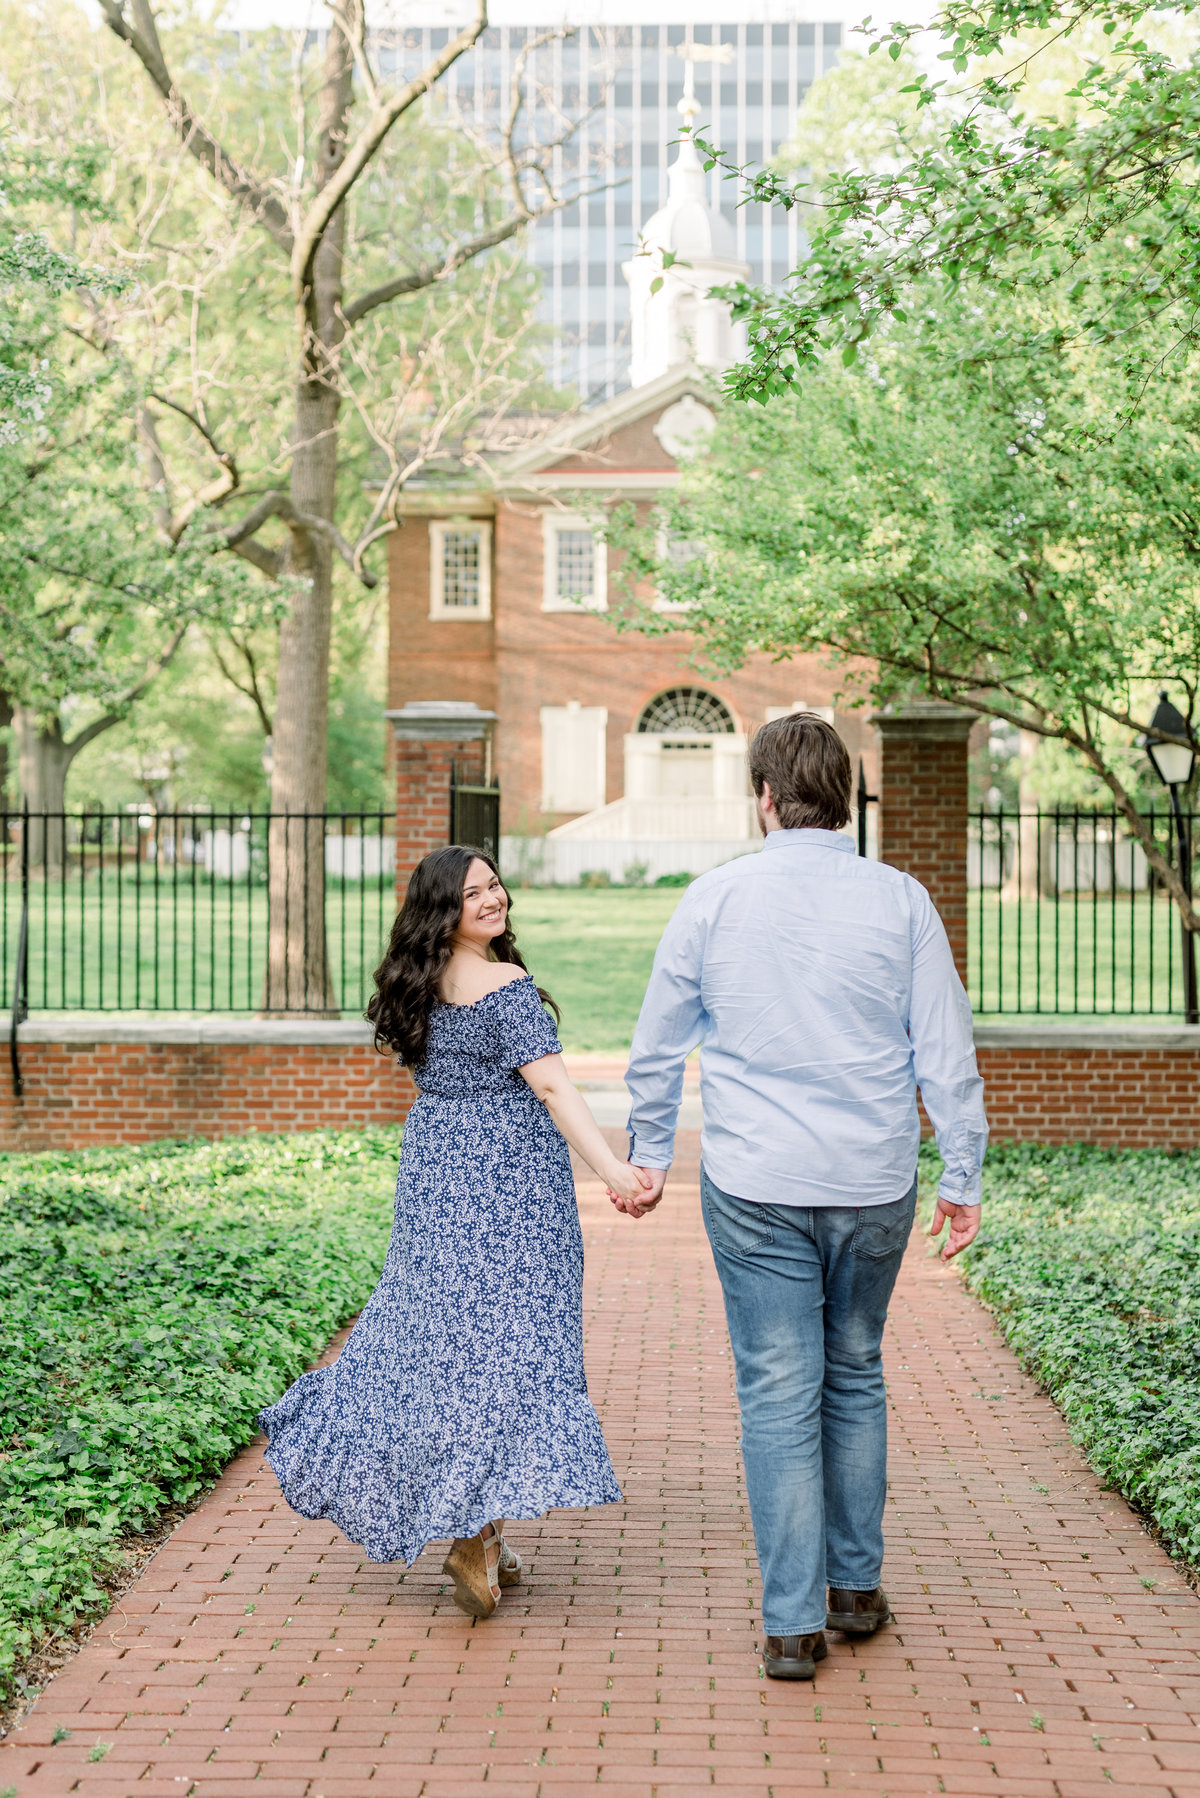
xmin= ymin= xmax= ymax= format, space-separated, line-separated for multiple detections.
xmin=604 ymin=1160 xmax=655 ymax=1217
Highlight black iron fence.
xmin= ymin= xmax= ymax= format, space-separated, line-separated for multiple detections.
xmin=969 ymin=807 xmax=1198 ymax=1016
xmin=4 ymin=805 xmax=1196 ymax=1020
xmin=450 ymin=770 xmax=501 ymax=862
xmin=2 ymin=810 xmax=397 ymax=1016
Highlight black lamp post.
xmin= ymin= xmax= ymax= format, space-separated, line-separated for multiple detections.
xmin=856 ymin=759 xmax=878 ymax=859
xmin=1142 ymin=691 xmax=1198 ymax=1025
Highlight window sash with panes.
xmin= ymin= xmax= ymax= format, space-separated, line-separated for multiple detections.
xmin=430 ymin=520 xmax=491 ymax=619
xmin=442 ymin=531 xmax=481 ymax=608
xmin=543 ymin=513 xmax=607 ymax=611
xmin=556 ymin=530 xmax=596 ymax=604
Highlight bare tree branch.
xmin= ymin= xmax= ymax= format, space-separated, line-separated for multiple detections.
xmin=212 ymin=632 xmax=274 ymax=734
xmin=229 ymin=537 xmax=285 ymax=579
xmin=205 ymin=488 xmax=378 ymax=586
xmin=62 ymin=623 xmax=191 ymax=757
xmin=342 ymin=22 xmax=611 ymax=327
xmin=344 ymin=213 xmax=537 ymax=324
xmin=144 ymin=392 xmax=239 ymax=535
xmin=99 ymin=0 xmax=293 ymax=251
xmin=149 ymin=392 xmax=239 ymax=489
xmin=290 ymin=0 xmax=488 ymax=302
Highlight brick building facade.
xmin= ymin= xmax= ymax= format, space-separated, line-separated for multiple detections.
xmin=387 ymin=369 xmax=878 ymax=880
xmin=387 ymin=122 xmax=878 ymax=883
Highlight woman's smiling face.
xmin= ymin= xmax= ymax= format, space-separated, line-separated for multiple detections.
xmin=455 ymin=857 xmax=509 ymax=949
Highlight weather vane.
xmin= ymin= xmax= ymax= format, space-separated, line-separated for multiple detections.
xmin=673 ymin=40 xmax=736 ymax=130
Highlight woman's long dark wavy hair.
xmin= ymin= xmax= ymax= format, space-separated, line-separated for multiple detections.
xmin=367 ymin=844 xmax=558 ymax=1068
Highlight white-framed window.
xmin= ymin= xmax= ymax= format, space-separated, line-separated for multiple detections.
xmin=540 ymin=702 xmax=608 ymax=813
xmin=542 ymin=511 xmax=607 ymax=612
xmin=654 ymin=526 xmax=704 ymax=613
xmin=429 ymin=519 xmax=492 ymax=620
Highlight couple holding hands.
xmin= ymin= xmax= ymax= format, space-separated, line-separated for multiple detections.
xmin=261 ymin=711 xmax=986 ymax=1681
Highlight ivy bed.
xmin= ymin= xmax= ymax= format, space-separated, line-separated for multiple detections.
xmin=0 ymin=1129 xmax=399 ymax=1707
xmin=950 ymin=1140 xmax=1200 ymax=1571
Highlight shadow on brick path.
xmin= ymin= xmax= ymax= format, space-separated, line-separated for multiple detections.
xmin=5 ymin=1142 xmax=1200 ymax=1798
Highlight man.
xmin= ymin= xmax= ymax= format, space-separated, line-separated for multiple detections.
xmin=619 ymin=712 xmax=987 ymax=1680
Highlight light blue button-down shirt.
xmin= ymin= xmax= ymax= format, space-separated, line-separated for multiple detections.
xmin=625 ymin=829 xmax=988 ymax=1208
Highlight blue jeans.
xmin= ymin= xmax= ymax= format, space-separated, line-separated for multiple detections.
xmin=700 ymin=1168 xmax=917 ymax=1637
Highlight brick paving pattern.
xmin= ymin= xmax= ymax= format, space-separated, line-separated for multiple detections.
xmin=5 ymin=1152 xmax=1199 ymax=1798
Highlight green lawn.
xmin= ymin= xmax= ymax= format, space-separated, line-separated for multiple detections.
xmin=1 ymin=869 xmax=395 ymax=1016
xmin=0 ymin=1130 xmax=400 ymax=1703
xmin=969 ymin=890 xmax=1188 ymax=1016
xmin=942 ymin=1140 xmax=1200 ymax=1568
xmin=511 ymin=887 xmax=687 ymax=1050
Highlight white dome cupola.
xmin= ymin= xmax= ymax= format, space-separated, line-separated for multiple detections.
xmin=623 ymin=51 xmax=751 ymax=389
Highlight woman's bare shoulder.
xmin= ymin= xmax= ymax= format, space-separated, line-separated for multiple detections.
xmin=480 ymin=962 xmax=532 ymax=994
xmin=440 ymin=958 xmax=531 ymax=1006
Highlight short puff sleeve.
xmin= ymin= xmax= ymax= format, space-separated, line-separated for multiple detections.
xmin=494 ymin=976 xmax=562 ymax=1068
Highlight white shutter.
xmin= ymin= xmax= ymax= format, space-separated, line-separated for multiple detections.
xmin=540 ymin=703 xmax=608 ymax=813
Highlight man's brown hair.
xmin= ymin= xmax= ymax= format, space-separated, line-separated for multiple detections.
xmin=748 ymin=711 xmax=853 ymax=832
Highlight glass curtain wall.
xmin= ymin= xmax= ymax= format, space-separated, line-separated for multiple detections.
xmin=380 ymin=14 xmax=842 ymax=401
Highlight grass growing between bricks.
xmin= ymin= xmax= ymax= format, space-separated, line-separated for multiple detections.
xmin=951 ymin=1140 xmax=1200 ymax=1569
xmin=0 ymin=1128 xmax=400 ymax=1707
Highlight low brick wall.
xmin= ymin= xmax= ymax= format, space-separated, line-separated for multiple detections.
xmin=2 ymin=1020 xmax=1198 ymax=1155
xmin=1 ymin=1020 xmax=415 ymax=1153
xmin=972 ymin=1025 xmax=1200 ymax=1148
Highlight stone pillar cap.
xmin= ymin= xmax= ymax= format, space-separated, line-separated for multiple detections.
xmin=874 ymin=700 xmax=977 ymax=741
xmin=385 ymin=701 xmax=498 ymax=742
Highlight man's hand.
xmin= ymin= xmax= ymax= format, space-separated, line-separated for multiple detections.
xmin=609 ymin=1164 xmax=667 ymax=1220
xmin=928 ymin=1198 xmax=981 ymax=1261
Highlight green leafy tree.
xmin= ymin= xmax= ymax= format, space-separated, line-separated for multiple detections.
xmin=84 ymin=0 xmax=586 ymax=1008
xmin=0 ymin=135 xmax=124 ymax=438
xmin=624 ymin=303 xmax=1200 ymax=929
xmin=0 ymin=350 xmax=280 ymax=857
xmin=0 ymin=130 xmax=279 ymax=855
xmin=697 ymin=0 xmax=1200 ymax=403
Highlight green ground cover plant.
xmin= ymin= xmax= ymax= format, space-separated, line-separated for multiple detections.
xmin=0 ymin=1129 xmax=399 ymax=1704
xmin=952 ymin=1142 xmax=1200 ymax=1567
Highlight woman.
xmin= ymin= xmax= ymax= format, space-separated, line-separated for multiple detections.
xmin=260 ymin=845 xmax=652 ymax=1619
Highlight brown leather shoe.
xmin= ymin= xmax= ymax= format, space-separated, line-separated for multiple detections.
xmin=762 ymin=1631 xmax=828 ymax=1680
xmin=826 ymin=1586 xmax=890 ymax=1636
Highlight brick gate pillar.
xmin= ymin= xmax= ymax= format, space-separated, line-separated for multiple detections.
xmin=385 ymin=701 xmax=497 ymax=901
xmin=875 ymin=703 xmax=976 ymax=982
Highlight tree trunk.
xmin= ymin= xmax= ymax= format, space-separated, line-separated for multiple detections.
xmin=0 ymin=688 xmax=12 ymax=809
xmin=14 ymin=706 xmax=76 ymax=871
xmin=262 ymin=20 xmax=354 ymax=1015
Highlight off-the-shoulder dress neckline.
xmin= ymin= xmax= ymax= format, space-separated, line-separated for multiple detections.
xmin=437 ymin=971 xmax=534 ymax=1012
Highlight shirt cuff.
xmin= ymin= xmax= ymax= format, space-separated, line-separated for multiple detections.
xmin=937 ymin=1172 xmax=982 ymax=1207
xmin=627 ymin=1131 xmax=673 ymax=1170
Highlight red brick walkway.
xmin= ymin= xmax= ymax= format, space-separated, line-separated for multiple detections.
xmin=5 ymin=1164 xmax=1200 ymax=1798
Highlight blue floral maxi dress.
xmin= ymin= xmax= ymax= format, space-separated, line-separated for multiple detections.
xmin=259 ymin=975 xmax=622 ymax=1564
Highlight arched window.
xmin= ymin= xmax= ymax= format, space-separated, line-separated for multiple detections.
xmin=635 ymin=688 xmax=736 ymax=736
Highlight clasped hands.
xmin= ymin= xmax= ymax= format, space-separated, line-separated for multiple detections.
xmin=604 ymin=1162 xmax=666 ymax=1221
xmin=606 ymin=1171 xmax=982 ymax=1249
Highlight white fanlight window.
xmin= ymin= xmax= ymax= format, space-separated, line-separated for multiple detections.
xmin=540 ymin=702 xmax=608 ymax=813
xmin=542 ymin=511 xmax=607 ymax=612
xmin=429 ymin=519 xmax=492 ymax=620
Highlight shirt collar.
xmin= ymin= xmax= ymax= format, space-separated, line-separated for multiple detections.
xmin=763 ymin=828 xmax=856 ymax=855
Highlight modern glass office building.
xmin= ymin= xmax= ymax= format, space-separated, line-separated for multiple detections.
xmin=382 ymin=5 xmax=843 ymax=399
